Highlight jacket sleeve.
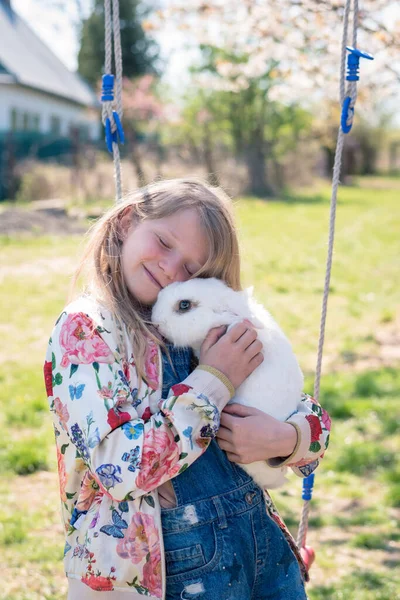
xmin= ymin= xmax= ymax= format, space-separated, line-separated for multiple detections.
xmin=267 ymin=393 xmax=331 ymax=478
xmin=46 ymin=310 xmax=230 ymax=502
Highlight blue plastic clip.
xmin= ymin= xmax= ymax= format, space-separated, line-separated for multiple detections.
xmin=105 ymin=111 xmax=125 ymax=153
xmin=345 ymin=46 xmax=374 ymax=82
xmin=341 ymin=96 xmax=354 ymax=134
xmin=101 ymin=74 xmax=115 ymax=102
xmin=340 ymin=47 xmax=374 ymax=134
xmin=101 ymin=74 xmax=125 ymax=152
xmin=302 ymin=473 xmax=315 ymax=501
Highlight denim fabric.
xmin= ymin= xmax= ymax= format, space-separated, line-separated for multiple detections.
xmin=160 ymin=345 xmax=308 ymax=600
xmin=161 ymin=345 xmax=195 ymax=402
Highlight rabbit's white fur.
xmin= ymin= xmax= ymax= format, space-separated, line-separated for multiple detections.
xmin=151 ymin=277 xmax=303 ymax=489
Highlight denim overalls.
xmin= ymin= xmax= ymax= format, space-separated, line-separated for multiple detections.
xmin=160 ymin=345 xmax=308 ymax=600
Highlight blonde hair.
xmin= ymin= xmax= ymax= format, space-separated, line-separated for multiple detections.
xmin=69 ymin=178 xmax=241 ymax=383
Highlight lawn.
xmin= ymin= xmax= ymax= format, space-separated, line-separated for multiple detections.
xmin=0 ymin=179 xmax=399 ymax=599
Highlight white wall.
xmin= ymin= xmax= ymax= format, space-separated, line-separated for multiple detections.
xmin=0 ymin=83 xmax=100 ymax=140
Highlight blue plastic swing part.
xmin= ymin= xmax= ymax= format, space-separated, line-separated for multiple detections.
xmin=302 ymin=473 xmax=315 ymax=501
xmin=101 ymin=73 xmax=115 ymax=101
xmin=101 ymin=74 xmax=125 ymax=153
xmin=340 ymin=47 xmax=374 ymax=134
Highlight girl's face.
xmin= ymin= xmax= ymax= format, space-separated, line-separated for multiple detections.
xmin=120 ymin=208 xmax=210 ymax=306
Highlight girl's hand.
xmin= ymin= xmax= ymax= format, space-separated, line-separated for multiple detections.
xmin=216 ymin=403 xmax=297 ymax=464
xmin=199 ymin=322 xmax=264 ymax=390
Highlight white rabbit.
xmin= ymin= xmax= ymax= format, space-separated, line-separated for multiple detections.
xmin=151 ymin=277 xmax=304 ymax=489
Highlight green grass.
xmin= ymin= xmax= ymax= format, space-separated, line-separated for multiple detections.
xmin=333 ymin=441 xmax=395 ymax=476
xmin=0 ymin=434 xmax=52 ymax=475
xmin=1 ymin=178 xmax=399 ymax=598
xmin=237 ymin=183 xmax=399 ymax=370
xmin=0 ymin=511 xmax=29 ymax=545
xmin=309 ymin=570 xmax=400 ymax=600
xmin=332 ymin=506 xmax=389 ymax=527
xmin=350 ymin=532 xmax=390 ymax=550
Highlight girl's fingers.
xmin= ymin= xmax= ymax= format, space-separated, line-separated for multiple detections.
xmin=216 ymin=437 xmax=230 ymax=452
xmin=249 ymin=352 xmax=264 ymax=368
xmin=236 ymin=328 xmax=258 ymax=350
xmin=244 ymin=339 xmax=263 ymax=358
xmin=216 ymin=438 xmax=239 ymax=462
xmin=223 ymin=403 xmax=258 ymax=417
xmin=226 ymin=452 xmax=241 ymax=463
xmin=202 ymin=325 xmax=228 ymax=351
xmin=219 ymin=411 xmax=238 ymax=429
xmin=225 ymin=321 xmax=253 ymax=343
xmin=215 ymin=424 xmax=232 ymax=441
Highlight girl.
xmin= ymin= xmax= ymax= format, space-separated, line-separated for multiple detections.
xmin=44 ymin=178 xmax=331 ymax=600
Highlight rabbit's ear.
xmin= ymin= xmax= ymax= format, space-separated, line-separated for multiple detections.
xmin=244 ymin=286 xmax=254 ymax=298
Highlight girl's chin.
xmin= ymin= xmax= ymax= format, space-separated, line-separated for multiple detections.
xmin=126 ymin=275 xmax=160 ymax=307
xmin=126 ymin=285 xmax=157 ymax=308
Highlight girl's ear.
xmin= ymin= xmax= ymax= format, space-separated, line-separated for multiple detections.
xmin=118 ymin=207 xmax=135 ymax=241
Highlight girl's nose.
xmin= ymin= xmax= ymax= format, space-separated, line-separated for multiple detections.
xmin=159 ymin=254 xmax=184 ymax=282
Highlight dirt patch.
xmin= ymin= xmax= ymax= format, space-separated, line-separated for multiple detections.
xmin=308 ymin=524 xmax=400 ymax=587
xmin=0 ymin=255 xmax=78 ymax=284
xmin=375 ymin=323 xmax=400 ymax=360
xmin=327 ymin=316 xmax=400 ymax=372
xmin=0 ymin=200 xmax=87 ymax=236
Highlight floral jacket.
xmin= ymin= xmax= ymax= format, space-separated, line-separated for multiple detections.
xmin=44 ymin=295 xmax=331 ymax=598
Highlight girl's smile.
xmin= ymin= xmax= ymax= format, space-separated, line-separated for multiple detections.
xmin=143 ymin=265 xmax=163 ymax=289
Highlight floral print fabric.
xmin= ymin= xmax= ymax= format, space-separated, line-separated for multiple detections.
xmin=44 ymin=295 xmax=331 ymax=596
xmin=45 ymin=296 xmax=229 ymax=596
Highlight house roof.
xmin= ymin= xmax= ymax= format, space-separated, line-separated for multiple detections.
xmin=0 ymin=1 xmax=98 ymax=107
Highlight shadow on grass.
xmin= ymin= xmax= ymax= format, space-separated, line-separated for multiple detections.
xmin=280 ymin=192 xmax=328 ymax=204
xmin=243 ymin=189 xmax=367 ymax=205
xmin=280 ymin=190 xmax=366 ymax=205
xmin=320 ymin=538 xmax=349 ymax=547
xmin=241 ymin=189 xmax=330 ymax=204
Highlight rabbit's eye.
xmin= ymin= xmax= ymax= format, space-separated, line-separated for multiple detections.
xmin=178 ymin=300 xmax=192 ymax=312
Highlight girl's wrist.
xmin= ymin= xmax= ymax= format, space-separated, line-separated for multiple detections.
xmin=197 ymin=364 xmax=235 ymax=399
xmin=277 ymin=422 xmax=298 ymax=459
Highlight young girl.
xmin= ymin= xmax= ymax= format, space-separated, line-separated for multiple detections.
xmin=44 ymin=178 xmax=331 ymax=600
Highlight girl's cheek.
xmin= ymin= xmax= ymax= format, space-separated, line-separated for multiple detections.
xmin=147 ymin=238 xmax=162 ymax=257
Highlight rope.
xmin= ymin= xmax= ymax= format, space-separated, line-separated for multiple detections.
xmin=296 ymin=500 xmax=310 ymax=550
xmin=102 ymin=0 xmax=124 ymax=202
xmin=104 ymin=0 xmax=112 ymax=74
xmin=314 ymin=0 xmax=354 ymax=404
xmin=113 ymin=0 xmax=123 ymax=120
xmin=297 ymin=0 xmax=357 ymax=551
xmin=339 ymin=0 xmax=351 ymax=105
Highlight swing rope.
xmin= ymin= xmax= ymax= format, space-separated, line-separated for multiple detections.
xmin=101 ymin=0 xmax=124 ymax=202
xmin=297 ymin=0 xmax=373 ymax=559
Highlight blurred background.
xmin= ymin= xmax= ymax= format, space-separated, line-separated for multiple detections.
xmin=0 ymin=1 xmax=399 ymax=598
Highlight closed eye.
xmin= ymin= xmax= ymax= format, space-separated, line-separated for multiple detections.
xmin=158 ymin=236 xmax=170 ymax=250
xmin=157 ymin=235 xmax=196 ymax=276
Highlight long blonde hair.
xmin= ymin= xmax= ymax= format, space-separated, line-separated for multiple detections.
xmin=69 ymin=178 xmax=241 ymax=382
